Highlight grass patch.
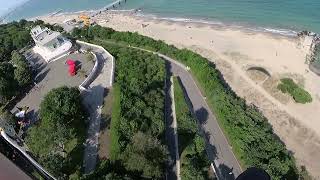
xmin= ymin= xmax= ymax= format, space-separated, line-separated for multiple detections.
xmin=98 ymin=88 xmax=113 ymax=159
xmin=173 ymin=77 xmax=210 ymax=180
xmin=109 ymin=83 xmax=121 ymax=160
xmin=277 ymin=78 xmax=312 ymax=103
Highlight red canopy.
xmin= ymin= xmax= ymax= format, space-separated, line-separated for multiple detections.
xmin=66 ymin=59 xmax=76 ymax=76
xmin=66 ymin=59 xmax=75 ymax=65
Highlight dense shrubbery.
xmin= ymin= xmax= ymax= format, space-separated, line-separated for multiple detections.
xmin=0 ymin=20 xmax=33 ymax=62
xmin=109 ymin=84 xmax=121 ymax=160
xmin=277 ymin=78 xmax=312 ymax=103
xmin=11 ymin=50 xmax=32 ymax=87
xmin=313 ymin=43 xmax=320 ymax=66
xmin=72 ymin=25 xmax=301 ymax=179
xmin=98 ymin=45 xmax=167 ymax=179
xmin=79 ymin=160 xmax=133 ymax=180
xmin=0 ymin=51 xmax=32 ymax=104
xmin=173 ymin=77 xmax=210 ymax=180
xmin=25 ymin=86 xmax=86 ymax=177
xmin=0 ymin=62 xmax=18 ymax=103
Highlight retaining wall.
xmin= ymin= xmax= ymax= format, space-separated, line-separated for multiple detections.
xmin=76 ymin=40 xmax=115 ymax=91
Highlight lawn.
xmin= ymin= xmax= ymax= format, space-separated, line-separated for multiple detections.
xmin=109 ymin=84 xmax=121 ymax=161
xmin=277 ymin=78 xmax=312 ymax=103
xmin=97 ymin=88 xmax=114 ymax=159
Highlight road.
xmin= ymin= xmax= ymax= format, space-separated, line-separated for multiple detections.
xmin=158 ymin=52 xmax=242 ymax=180
xmin=164 ymin=70 xmax=181 ymax=180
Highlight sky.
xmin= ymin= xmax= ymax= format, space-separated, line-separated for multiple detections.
xmin=0 ymin=0 xmax=29 ymax=17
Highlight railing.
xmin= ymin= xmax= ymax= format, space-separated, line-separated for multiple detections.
xmin=79 ymin=52 xmax=99 ymax=90
xmin=76 ymin=40 xmax=115 ymax=91
xmin=0 ymin=129 xmax=56 ymax=180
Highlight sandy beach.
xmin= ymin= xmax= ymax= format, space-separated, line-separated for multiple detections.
xmin=37 ymin=11 xmax=320 ymax=177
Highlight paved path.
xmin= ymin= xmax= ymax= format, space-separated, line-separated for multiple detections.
xmin=170 ymin=76 xmax=181 ymax=180
xmin=164 ymin=55 xmax=242 ymax=180
xmin=164 ymin=73 xmax=181 ymax=180
xmin=82 ymin=47 xmax=113 ymax=174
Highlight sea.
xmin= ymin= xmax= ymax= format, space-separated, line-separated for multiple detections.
xmin=3 ymin=0 xmax=320 ymax=35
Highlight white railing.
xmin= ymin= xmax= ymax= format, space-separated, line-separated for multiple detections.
xmin=0 ymin=129 xmax=56 ymax=180
xmin=79 ymin=52 xmax=99 ymax=90
xmin=76 ymin=40 xmax=115 ymax=90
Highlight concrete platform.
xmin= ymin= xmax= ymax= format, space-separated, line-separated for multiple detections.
xmin=11 ymin=51 xmax=94 ymax=123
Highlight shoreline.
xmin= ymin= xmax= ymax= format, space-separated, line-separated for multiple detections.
xmin=133 ymin=11 xmax=300 ymax=37
xmin=15 ymin=7 xmax=315 ymax=38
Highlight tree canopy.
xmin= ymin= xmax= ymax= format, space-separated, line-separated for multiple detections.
xmin=0 ymin=62 xmax=18 ymax=103
xmin=11 ymin=50 xmax=32 ymax=87
xmin=26 ymin=86 xmax=86 ymax=177
xmin=120 ymin=132 xmax=167 ymax=179
xmin=0 ymin=20 xmax=40 ymax=104
xmin=95 ymin=44 xmax=167 ymax=179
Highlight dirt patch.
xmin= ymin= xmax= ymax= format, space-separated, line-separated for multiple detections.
xmin=98 ymin=88 xmax=113 ymax=160
xmin=247 ymin=69 xmax=269 ymax=84
xmin=262 ymin=77 xmax=291 ymax=104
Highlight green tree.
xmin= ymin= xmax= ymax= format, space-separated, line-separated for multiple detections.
xmin=0 ymin=110 xmax=16 ymax=128
xmin=11 ymin=51 xmax=32 ymax=87
xmin=11 ymin=50 xmax=26 ymax=67
xmin=121 ymin=132 xmax=167 ymax=179
xmin=26 ymin=86 xmax=85 ymax=177
xmin=39 ymin=86 xmax=85 ymax=127
xmin=0 ymin=63 xmax=18 ymax=103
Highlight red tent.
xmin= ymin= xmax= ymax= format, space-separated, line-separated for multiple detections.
xmin=66 ymin=59 xmax=76 ymax=76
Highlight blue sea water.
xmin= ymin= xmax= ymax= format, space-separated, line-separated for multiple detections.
xmin=4 ymin=0 xmax=320 ymax=34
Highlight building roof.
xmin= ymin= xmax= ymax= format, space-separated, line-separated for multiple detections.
xmin=0 ymin=152 xmax=31 ymax=180
xmin=31 ymin=25 xmax=61 ymax=46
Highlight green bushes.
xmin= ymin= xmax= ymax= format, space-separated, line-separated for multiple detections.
xmin=173 ymin=77 xmax=210 ymax=180
xmin=25 ymin=86 xmax=86 ymax=177
xmin=312 ymin=43 xmax=320 ymax=66
xmin=277 ymin=78 xmax=312 ymax=103
xmin=72 ymin=26 xmax=301 ymax=179
xmin=109 ymin=84 xmax=121 ymax=160
xmin=103 ymin=45 xmax=167 ymax=179
xmin=0 ymin=20 xmax=44 ymax=105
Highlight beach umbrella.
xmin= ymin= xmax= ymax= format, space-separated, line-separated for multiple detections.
xmin=69 ymin=64 xmax=76 ymax=76
xmin=66 ymin=59 xmax=75 ymax=65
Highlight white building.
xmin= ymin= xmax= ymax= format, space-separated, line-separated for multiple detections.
xmin=31 ymin=25 xmax=72 ymax=62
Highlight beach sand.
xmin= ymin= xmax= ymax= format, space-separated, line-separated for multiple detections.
xmin=38 ymin=11 xmax=320 ymax=178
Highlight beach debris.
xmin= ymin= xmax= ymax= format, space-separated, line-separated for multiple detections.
xmin=141 ymin=23 xmax=149 ymax=28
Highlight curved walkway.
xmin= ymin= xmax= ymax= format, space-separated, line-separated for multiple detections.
xmin=78 ymin=41 xmax=114 ymax=174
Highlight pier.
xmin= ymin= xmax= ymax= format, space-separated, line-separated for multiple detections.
xmin=91 ymin=0 xmax=127 ymax=17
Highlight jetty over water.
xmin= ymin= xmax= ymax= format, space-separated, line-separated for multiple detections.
xmin=91 ymin=0 xmax=127 ymax=16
